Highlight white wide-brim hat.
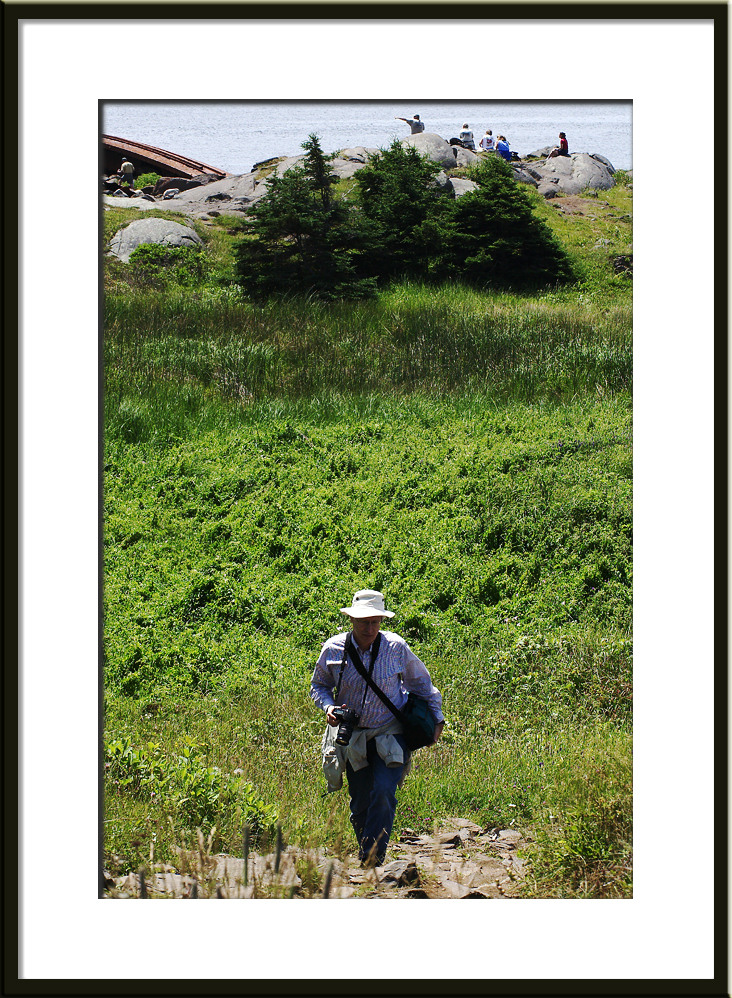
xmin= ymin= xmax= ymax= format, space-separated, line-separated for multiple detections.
xmin=340 ymin=589 xmax=395 ymax=618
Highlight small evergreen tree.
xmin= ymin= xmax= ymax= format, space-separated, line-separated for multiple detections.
xmin=445 ymin=154 xmax=573 ymax=288
xmin=235 ymin=135 xmax=574 ymax=299
xmin=354 ymin=140 xmax=453 ymax=281
xmin=235 ymin=134 xmax=376 ymax=301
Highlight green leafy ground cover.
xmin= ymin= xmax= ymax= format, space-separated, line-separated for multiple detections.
xmin=103 ymin=163 xmax=632 ymax=897
xmin=105 ymin=397 xmax=631 ymax=698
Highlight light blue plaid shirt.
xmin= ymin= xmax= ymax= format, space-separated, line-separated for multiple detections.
xmin=310 ymin=630 xmax=444 ymax=729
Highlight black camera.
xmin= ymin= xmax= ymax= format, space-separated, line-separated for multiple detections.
xmin=332 ymin=706 xmax=360 ymax=746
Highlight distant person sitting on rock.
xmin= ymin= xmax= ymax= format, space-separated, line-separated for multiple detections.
xmin=479 ymin=129 xmax=495 ymax=152
xmin=549 ymin=132 xmax=569 ymax=158
xmin=496 ymin=135 xmax=512 ymax=162
xmin=119 ymin=158 xmax=135 ymax=187
xmin=459 ymin=123 xmax=476 ymax=150
xmin=395 ymin=114 xmax=425 ymax=134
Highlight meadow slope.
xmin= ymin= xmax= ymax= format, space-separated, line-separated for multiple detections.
xmin=103 ymin=174 xmax=633 ymax=898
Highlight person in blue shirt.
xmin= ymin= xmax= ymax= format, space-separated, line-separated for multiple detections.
xmin=311 ymin=589 xmax=444 ymax=867
xmin=496 ymin=135 xmax=512 ymax=162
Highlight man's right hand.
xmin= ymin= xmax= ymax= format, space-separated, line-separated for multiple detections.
xmin=326 ymin=705 xmax=344 ymax=726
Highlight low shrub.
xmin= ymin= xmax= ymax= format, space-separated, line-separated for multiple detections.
xmin=128 ymin=243 xmax=209 ymax=289
xmin=134 ymin=172 xmax=162 ymax=189
xmin=105 ymin=732 xmax=278 ymax=840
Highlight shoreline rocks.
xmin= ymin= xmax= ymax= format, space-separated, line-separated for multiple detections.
xmin=103 ymin=137 xmax=628 ymax=224
xmin=521 ymin=152 xmax=616 ymax=196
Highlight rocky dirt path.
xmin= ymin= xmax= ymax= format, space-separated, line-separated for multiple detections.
xmin=368 ymin=818 xmax=527 ymax=899
xmin=106 ymin=818 xmax=529 ymax=899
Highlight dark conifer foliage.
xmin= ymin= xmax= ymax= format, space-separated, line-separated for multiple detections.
xmin=235 ymin=134 xmax=376 ymax=301
xmin=235 ymin=135 xmax=573 ymax=300
xmin=446 ymin=154 xmax=573 ymax=288
xmin=353 ymin=140 xmax=453 ymax=281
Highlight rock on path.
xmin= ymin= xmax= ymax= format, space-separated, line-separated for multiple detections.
xmin=105 ymin=818 xmax=528 ymax=899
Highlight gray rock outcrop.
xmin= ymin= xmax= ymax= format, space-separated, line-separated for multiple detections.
xmin=589 ymin=153 xmax=615 ymax=172
xmin=523 ymin=152 xmax=615 ymax=197
xmin=153 ymin=176 xmax=198 ymax=196
xmin=337 ymin=146 xmax=377 ymax=164
xmin=453 ymin=146 xmax=479 ymax=168
xmin=433 ymin=170 xmax=453 ymax=195
xmin=261 ymin=148 xmax=380 ymax=186
xmin=107 ymin=172 xmax=264 ymax=219
xmin=537 ymin=179 xmax=561 ymax=198
xmin=513 ymin=167 xmax=539 ymax=188
xmin=401 ymin=132 xmax=458 ymax=170
xmin=265 ymin=154 xmax=306 ymax=180
xmin=102 ymin=139 xmax=623 ymax=219
xmin=525 ymin=146 xmax=556 ymax=160
xmin=107 ymin=218 xmax=204 ymax=263
xmin=449 ymin=177 xmax=479 ymax=198
xmin=328 ymin=153 xmax=379 ymax=180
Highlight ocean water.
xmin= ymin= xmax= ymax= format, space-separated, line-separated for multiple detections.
xmin=102 ymin=100 xmax=632 ymax=176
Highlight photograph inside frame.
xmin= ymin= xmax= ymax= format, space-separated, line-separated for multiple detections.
xmin=101 ymin=99 xmax=633 ymax=902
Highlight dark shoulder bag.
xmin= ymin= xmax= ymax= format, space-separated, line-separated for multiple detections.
xmin=345 ymin=634 xmax=437 ymax=751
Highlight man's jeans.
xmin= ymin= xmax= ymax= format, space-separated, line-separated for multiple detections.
xmin=346 ymin=734 xmax=409 ymax=866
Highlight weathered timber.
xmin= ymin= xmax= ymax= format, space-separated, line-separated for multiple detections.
xmin=102 ymin=134 xmax=230 ymax=181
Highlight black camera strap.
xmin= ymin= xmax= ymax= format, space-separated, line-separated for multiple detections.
xmin=334 ymin=642 xmax=349 ymax=702
xmin=345 ymin=633 xmax=408 ymax=726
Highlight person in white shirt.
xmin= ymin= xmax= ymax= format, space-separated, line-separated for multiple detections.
xmin=479 ymin=129 xmax=495 ymax=152
xmin=311 ymin=589 xmax=444 ymax=867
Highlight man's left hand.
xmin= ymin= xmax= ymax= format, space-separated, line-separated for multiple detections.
xmin=431 ymin=722 xmax=445 ymax=745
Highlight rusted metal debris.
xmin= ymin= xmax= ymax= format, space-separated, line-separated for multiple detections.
xmin=102 ymin=134 xmax=230 ymax=180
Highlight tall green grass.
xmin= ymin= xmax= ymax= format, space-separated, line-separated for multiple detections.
xmin=104 ymin=685 xmax=631 ymax=898
xmin=105 ymin=288 xmax=631 ymax=427
xmin=103 ymin=193 xmax=632 ymax=898
xmin=103 ymin=390 xmax=632 ymax=896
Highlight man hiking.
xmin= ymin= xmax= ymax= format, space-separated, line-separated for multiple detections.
xmin=311 ymin=589 xmax=444 ymax=867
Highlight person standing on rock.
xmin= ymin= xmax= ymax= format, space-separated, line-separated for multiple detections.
xmin=119 ymin=158 xmax=135 ymax=187
xmin=311 ymin=589 xmax=444 ymax=868
xmin=479 ymin=129 xmax=495 ymax=152
xmin=395 ymin=113 xmax=425 ymax=134
xmin=496 ymin=135 xmax=512 ymax=162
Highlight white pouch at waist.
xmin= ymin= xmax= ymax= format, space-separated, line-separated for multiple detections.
xmin=321 ymin=718 xmax=411 ymax=793
xmin=321 ymin=723 xmax=347 ymax=793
